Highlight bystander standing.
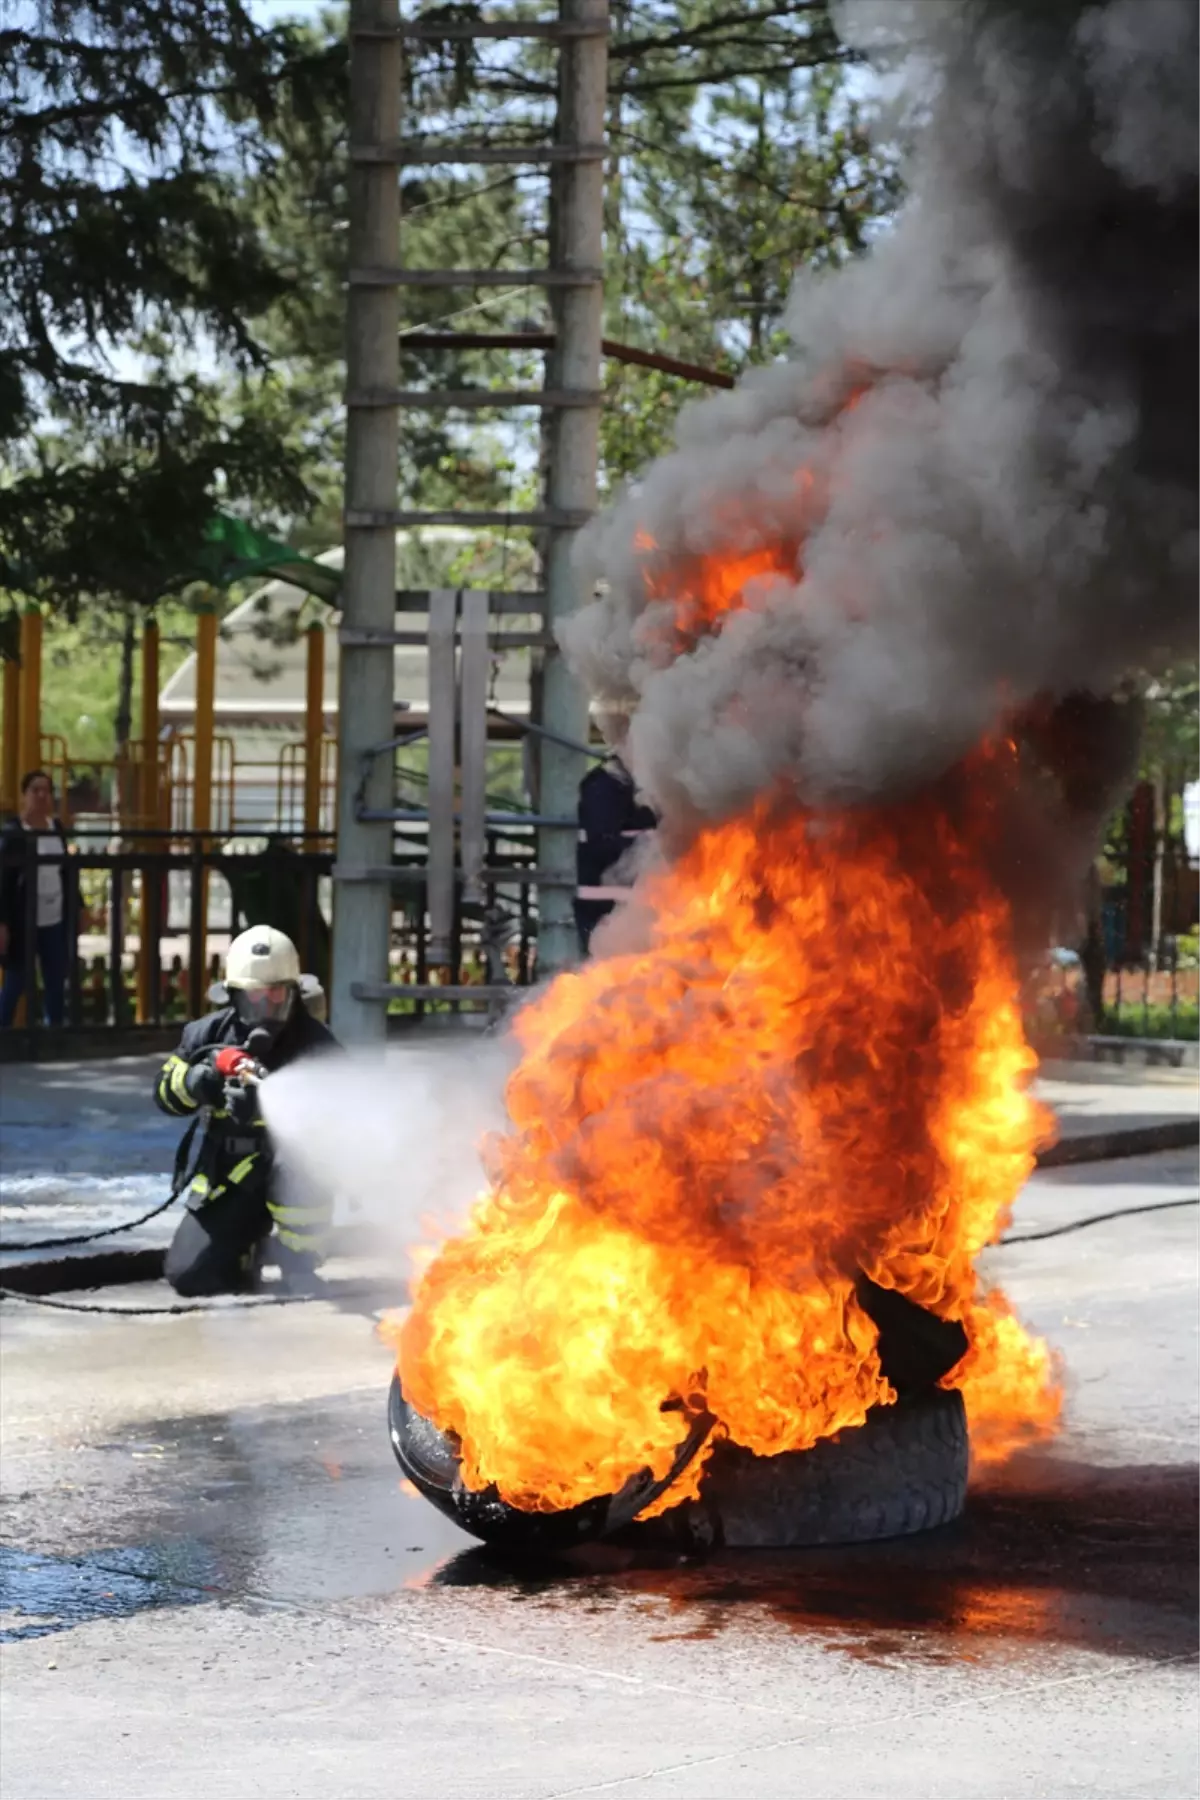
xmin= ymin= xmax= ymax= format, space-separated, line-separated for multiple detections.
xmin=0 ymin=768 xmax=72 ymax=1027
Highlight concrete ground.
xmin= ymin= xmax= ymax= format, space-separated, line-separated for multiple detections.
xmin=1 ymin=1113 xmax=1196 ymax=1799
xmin=2 ymin=1048 xmax=1196 ymax=1272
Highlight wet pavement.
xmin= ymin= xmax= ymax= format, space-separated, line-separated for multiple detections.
xmin=1 ymin=1149 xmax=1196 ymax=1798
xmin=3 ymin=1048 xmax=1195 ymax=1264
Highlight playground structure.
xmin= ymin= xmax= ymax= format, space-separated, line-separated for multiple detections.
xmin=3 ymin=1 xmax=1195 ymax=1041
xmin=3 ymin=568 xmax=1197 ymax=1039
xmin=0 ymin=522 xmax=573 ymax=1027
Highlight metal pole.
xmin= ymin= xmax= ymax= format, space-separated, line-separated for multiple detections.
xmin=458 ymin=589 xmax=490 ymax=907
xmin=2 ymin=654 xmax=19 ymax=813
xmin=18 ymin=605 xmax=42 ymax=780
xmin=332 ymin=0 xmax=401 ymax=1043
xmin=426 ymin=589 xmax=458 ymax=966
xmin=193 ymin=605 xmax=216 ymax=985
xmin=141 ymin=618 xmax=160 ymax=827
xmin=303 ymin=621 xmax=326 ymax=842
xmin=136 ymin=617 xmax=159 ymax=1022
xmin=537 ymin=0 xmax=608 ymax=977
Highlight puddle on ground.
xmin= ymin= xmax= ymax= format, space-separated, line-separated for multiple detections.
xmin=426 ymin=1456 xmax=1199 ymax=1666
xmin=7 ymin=1382 xmax=1196 ymax=1670
xmin=0 ymin=1542 xmax=213 ymax=1643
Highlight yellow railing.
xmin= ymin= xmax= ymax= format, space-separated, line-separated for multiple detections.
xmin=42 ymin=739 xmax=172 ymax=834
xmin=276 ymin=734 xmax=338 ymax=837
xmin=31 ymin=730 xmax=339 ymax=841
xmin=165 ymin=733 xmax=237 ymax=836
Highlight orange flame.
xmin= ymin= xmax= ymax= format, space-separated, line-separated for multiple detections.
xmin=639 ymin=540 xmax=795 ymax=647
xmin=390 ymin=740 xmax=1061 ymax=1515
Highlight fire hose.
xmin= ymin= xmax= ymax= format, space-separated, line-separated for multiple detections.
xmin=0 ymin=1043 xmax=269 ymax=1253
xmin=1 ymin=1193 xmax=1194 ymax=1317
xmin=0 ymin=1038 xmax=331 ymax=1312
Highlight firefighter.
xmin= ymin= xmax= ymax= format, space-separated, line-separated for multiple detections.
xmin=574 ymin=702 xmax=658 ymax=956
xmin=154 ymin=925 xmax=337 ymax=1297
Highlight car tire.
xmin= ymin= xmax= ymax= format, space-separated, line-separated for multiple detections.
xmin=695 ymin=1388 xmax=969 ymax=1548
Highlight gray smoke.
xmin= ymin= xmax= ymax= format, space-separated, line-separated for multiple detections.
xmin=565 ymin=0 xmax=1197 ymax=825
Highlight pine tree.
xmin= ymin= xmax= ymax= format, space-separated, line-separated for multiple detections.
xmin=0 ymin=0 xmax=339 ymax=612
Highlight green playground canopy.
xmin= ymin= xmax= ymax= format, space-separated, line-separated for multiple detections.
xmin=182 ymin=514 xmax=342 ymax=604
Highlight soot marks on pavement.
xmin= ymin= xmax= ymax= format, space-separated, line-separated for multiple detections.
xmin=429 ymin=1457 xmax=1199 ymax=1666
xmin=0 ymin=1542 xmax=213 ymax=1644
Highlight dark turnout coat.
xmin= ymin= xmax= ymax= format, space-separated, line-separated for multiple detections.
xmin=154 ymin=1002 xmax=338 ymax=1253
xmin=574 ymin=757 xmax=657 ymax=952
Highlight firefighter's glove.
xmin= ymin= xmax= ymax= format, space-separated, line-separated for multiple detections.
xmin=183 ymin=1055 xmax=224 ymax=1107
xmin=223 ymin=1079 xmax=261 ymax=1128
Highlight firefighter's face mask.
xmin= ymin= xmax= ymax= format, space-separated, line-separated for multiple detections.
xmin=230 ymin=981 xmax=296 ymax=1033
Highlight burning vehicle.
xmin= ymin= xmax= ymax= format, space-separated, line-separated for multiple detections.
xmin=385 ymin=0 xmax=1197 ymax=1550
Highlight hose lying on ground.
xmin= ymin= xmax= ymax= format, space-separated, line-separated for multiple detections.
xmin=1 ymin=1198 xmax=1194 ymax=1315
xmin=0 ymin=1119 xmax=200 ymax=1253
xmin=998 ymin=1194 xmax=1198 ymax=1244
xmin=0 ymin=1286 xmax=323 ymax=1315
xmin=0 ymin=1192 xmax=183 ymax=1253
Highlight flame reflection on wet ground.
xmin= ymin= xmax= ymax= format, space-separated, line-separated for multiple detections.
xmin=430 ymin=1455 xmax=1198 ymax=1667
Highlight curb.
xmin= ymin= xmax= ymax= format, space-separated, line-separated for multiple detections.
xmin=0 ymin=1028 xmax=181 ymax=1065
xmin=4 ymin=1120 xmax=1197 ymax=1300
xmin=1035 ymin=1118 xmax=1200 ymax=1168
xmin=1031 ymin=1034 xmax=1199 ymax=1070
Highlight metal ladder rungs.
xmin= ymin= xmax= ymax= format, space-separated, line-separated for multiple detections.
xmin=353 ymin=20 xmax=608 ymax=41
xmin=351 ymin=983 xmax=516 ymax=1004
xmin=347 ymin=388 xmax=602 ymax=410
xmin=349 ymin=266 xmax=602 ymax=289
xmin=339 ymin=627 xmax=554 ymax=649
xmin=335 ymin=866 xmax=576 ymax=888
xmin=393 ymin=590 xmax=546 ymax=614
xmin=346 ymin=507 xmax=591 ymax=529
xmin=352 ymin=142 xmax=606 ymax=166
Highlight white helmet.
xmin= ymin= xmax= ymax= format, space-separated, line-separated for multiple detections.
xmin=589 ymin=695 xmax=635 ymax=752
xmin=225 ymin=926 xmax=301 ymax=1030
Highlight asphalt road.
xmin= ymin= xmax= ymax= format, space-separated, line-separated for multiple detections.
xmin=1 ymin=1149 xmax=1196 ymax=1800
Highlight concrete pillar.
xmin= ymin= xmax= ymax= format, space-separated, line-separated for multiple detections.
xmin=331 ymin=0 xmax=401 ymax=1043
xmin=536 ymin=0 xmax=608 ymax=977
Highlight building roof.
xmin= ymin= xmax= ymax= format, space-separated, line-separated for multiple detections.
xmin=159 ymin=530 xmax=541 ymax=730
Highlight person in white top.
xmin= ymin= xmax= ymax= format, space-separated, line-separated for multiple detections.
xmin=0 ymin=769 xmax=71 ymax=1027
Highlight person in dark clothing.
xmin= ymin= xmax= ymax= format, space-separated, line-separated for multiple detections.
xmin=155 ymin=925 xmax=338 ymax=1296
xmin=0 ymin=769 xmax=72 ymax=1028
xmin=574 ymin=749 xmax=658 ymax=956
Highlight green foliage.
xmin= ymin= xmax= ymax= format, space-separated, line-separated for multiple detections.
xmin=1100 ymin=1002 xmax=1199 ymax=1042
xmin=1138 ymin=663 xmax=1199 ymax=782
xmin=0 ymin=0 xmax=339 ymax=611
xmin=2 ymin=0 xmax=899 ymax=617
xmin=38 ymin=602 xmax=200 ymax=762
xmin=600 ymin=25 xmax=900 ymax=481
xmin=243 ymin=1 xmax=897 ymax=508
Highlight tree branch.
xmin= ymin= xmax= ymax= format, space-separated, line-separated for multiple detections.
xmin=611 ymin=1 xmax=831 ymax=60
